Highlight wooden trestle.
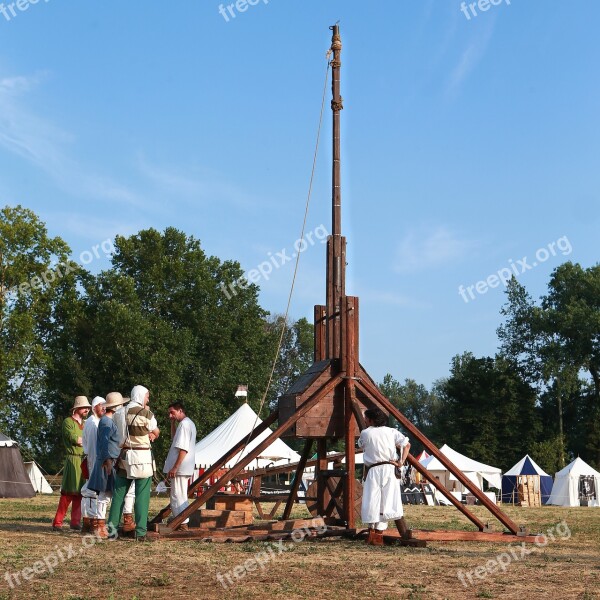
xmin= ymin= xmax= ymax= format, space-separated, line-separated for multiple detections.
xmin=149 ymin=25 xmax=532 ymax=544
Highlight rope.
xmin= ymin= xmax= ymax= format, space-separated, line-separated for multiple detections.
xmin=238 ymin=50 xmax=333 ymax=463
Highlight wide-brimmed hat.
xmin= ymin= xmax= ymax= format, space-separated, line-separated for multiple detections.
xmin=104 ymin=392 xmax=128 ymax=410
xmin=72 ymin=396 xmax=92 ymax=411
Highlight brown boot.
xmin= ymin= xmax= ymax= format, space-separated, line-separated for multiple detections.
xmin=366 ymin=529 xmax=376 ymax=545
xmin=123 ymin=513 xmax=136 ymax=535
xmin=175 ymin=523 xmax=189 ymax=532
xmin=82 ymin=517 xmax=92 ymax=534
xmin=96 ymin=519 xmax=109 ymax=540
xmin=372 ymin=530 xmax=385 ymax=546
xmin=91 ymin=518 xmax=99 ymax=537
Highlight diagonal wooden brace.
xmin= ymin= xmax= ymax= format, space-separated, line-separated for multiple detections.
xmin=356 ymin=376 xmax=519 ymax=534
xmin=150 ymin=410 xmax=279 ymax=525
xmin=168 ymin=375 xmax=345 ymax=530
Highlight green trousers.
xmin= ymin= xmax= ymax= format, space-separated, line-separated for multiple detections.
xmin=108 ymin=474 xmax=151 ymax=538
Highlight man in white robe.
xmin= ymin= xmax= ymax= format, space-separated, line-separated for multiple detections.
xmin=81 ymin=396 xmax=106 ymax=532
xmin=358 ymin=407 xmax=410 ymax=545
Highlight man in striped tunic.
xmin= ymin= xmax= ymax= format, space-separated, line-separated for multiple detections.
xmin=108 ymin=385 xmax=160 ymax=541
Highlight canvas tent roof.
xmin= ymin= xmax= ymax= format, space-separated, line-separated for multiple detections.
xmin=547 ymin=457 xmax=600 ymax=507
xmin=195 ymin=403 xmax=301 ymax=469
xmin=0 ymin=431 xmax=36 ymax=498
xmin=420 ymin=444 xmax=502 ymax=490
xmin=502 ymin=455 xmax=553 ymax=504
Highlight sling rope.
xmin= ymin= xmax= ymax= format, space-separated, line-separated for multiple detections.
xmin=237 ymin=51 xmax=333 ymax=464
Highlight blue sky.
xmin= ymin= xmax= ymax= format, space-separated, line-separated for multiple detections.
xmin=1 ymin=1 xmax=599 ymax=388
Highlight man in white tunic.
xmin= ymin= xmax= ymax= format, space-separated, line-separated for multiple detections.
xmin=164 ymin=402 xmax=197 ymax=532
xmin=358 ymin=407 xmax=410 ymax=545
xmin=81 ymin=396 xmax=106 ymax=532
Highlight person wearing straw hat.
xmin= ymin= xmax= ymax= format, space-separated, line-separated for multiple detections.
xmin=52 ymin=395 xmax=91 ymax=531
xmin=81 ymin=396 xmax=106 ymax=533
xmin=88 ymin=392 xmax=128 ymax=539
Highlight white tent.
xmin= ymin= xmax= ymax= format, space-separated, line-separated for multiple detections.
xmin=420 ymin=444 xmax=502 ymax=492
xmin=195 ymin=402 xmax=301 ymax=469
xmin=547 ymin=457 xmax=600 ymax=507
xmin=24 ymin=461 xmax=53 ymax=494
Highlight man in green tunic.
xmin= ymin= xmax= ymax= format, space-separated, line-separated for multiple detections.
xmin=52 ymin=396 xmax=91 ymax=531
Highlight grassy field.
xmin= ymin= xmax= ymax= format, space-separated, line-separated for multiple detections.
xmin=0 ymin=495 xmax=598 ymax=599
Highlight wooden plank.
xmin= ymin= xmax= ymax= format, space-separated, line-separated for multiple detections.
xmin=356 ymin=374 xmax=520 ymax=535
xmin=314 ymin=305 xmax=327 ymax=362
xmin=208 ymin=496 xmax=253 ymax=512
xmin=168 ymin=375 xmax=344 ymax=530
xmin=406 ymin=529 xmax=541 ymax=544
xmin=248 ymin=517 xmax=326 ymax=532
xmin=189 ymin=510 xmax=253 ymax=529
xmin=150 ymin=410 xmax=278 ymax=525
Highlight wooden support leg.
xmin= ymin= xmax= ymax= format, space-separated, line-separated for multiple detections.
xmin=395 ymin=517 xmax=409 ymax=540
xmin=282 ymin=439 xmax=313 ymax=521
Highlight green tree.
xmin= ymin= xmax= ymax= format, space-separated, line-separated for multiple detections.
xmin=379 ymin=374 xmax=441 ymax=452
xmin=0 ymin=205 xmax=72 ymax=458
xmin=498 ymin=264 xmax=600 ymax=467
xmin=266 ymin=315 xmax=314 ymax=408
xmin=45 ymin=227 xmax=278 ymax=465
xmin=435 ymin=352 xmax=540 ymax=471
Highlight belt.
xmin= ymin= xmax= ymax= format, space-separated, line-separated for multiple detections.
xmin=121 ymin=446 xmax=150 ymax=450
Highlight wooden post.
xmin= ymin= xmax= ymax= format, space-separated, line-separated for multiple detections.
xmin=282 ymin=439 xmax=313 ymax=520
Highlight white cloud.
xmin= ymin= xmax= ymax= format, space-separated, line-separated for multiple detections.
xmin=136 ymin=155 xmax=258 ymax=209
xmin=394 ymin=226 xmax=476 ymax=273
xmin=0 ymin=72 xmax=142 ymax=207
xmin=446 ymin=22 xmax=495 ymax=96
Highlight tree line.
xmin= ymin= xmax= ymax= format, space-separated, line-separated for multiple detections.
xmin=2 ymin=205 xmax=598 ymax=474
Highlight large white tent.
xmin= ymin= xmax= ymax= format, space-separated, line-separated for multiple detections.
xmin=195 ymin=402 xmax=301 ymax=469
xmin=420 ymin=444 xmax=502 ymax=493
xmin=548 ymin=457 xmax=600 ymax=507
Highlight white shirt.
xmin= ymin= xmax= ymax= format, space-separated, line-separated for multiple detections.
xmin=164 ymin=417 xmax=197 ymax=476
xmin=358 ymin=426 xmax=409 ymax=466
xmin=82 ymin=414 xmax=101 ymax=466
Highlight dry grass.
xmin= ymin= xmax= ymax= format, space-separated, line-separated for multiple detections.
xmin=0 ymin=495 xmax=599 ymax=599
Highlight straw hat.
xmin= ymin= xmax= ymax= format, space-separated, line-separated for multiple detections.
xmin=104 ymin=392 xmax=128 ymax=410
xmin=72 ymin=396 xmax=92 ymax=411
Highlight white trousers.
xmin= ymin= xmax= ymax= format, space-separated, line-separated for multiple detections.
xmin=81 ymin=477 xmax=135 ymax=518
xmin=124 ymin=480 xmax=135 ymax=514
xmin=362 ymin=464 xmax=404 ymax=531
xmin=170 ymin=475 xmax=190 ymax=524
xmin=80 ymin=479 xmax=97 ymax=519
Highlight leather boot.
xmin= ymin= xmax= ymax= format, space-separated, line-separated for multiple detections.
xmin=97 ymin=519 xmax=109 ymax=540
xmin=91 ymin=518 xmax=99 ymax=537
xmin=366 ymin=529 xmax=375 ymax=545
xmin=82 ymin=517 xmax=92 ymax=534
xmin=372 ymin=530 xmax=385 ymax=546
xmin=122 ymin=513 xmax=136 ymax=537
